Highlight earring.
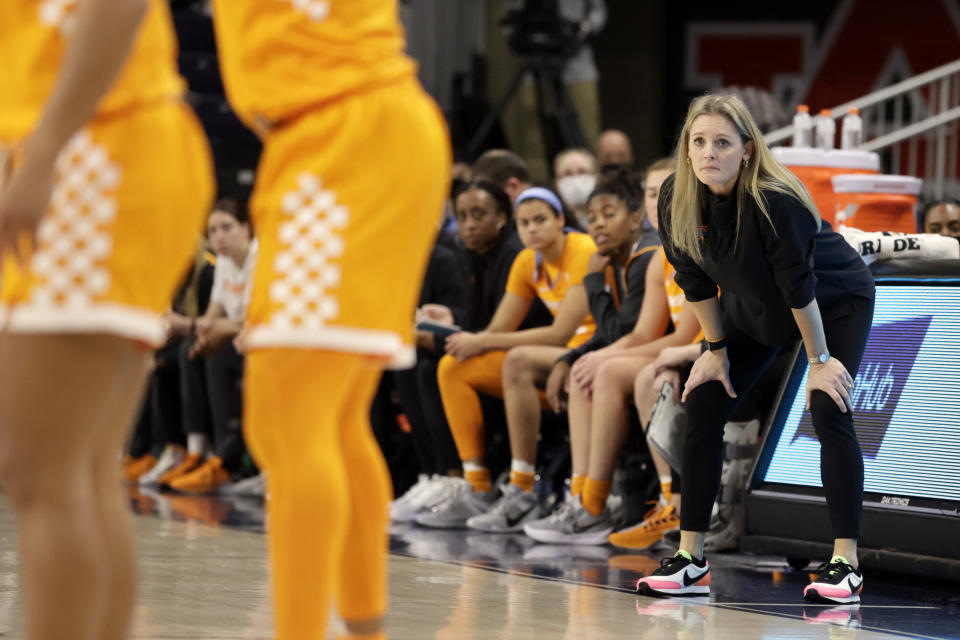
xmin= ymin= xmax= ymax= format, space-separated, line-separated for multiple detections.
xmin=497 ymin=222 xmax=505 ymax=230
xmin=743 ymin=158 xmax=750 ymax=167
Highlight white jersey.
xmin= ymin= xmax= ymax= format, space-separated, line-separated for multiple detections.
xmin=211 ymin=240 xmax=258 ymax=319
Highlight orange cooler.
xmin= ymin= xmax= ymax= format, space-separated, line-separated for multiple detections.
xmin=831 ymin=174 xmax=923 ymax=233
xmin=772 ymin=147 xmax=879 ymax=226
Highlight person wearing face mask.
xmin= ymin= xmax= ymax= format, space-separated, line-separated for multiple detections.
xmin=525 ymin=158 xmax=704 ymax=547
xmin=635 ymin=93 xmax=874 ymax=605
xmin=554 ymin=148 xmax=599 ymax=230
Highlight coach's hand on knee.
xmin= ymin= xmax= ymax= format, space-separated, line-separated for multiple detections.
xmin=681 ymin=350 xmax=736 ymax=403
xmin=806 ymin=357 xmax=854 ymax=413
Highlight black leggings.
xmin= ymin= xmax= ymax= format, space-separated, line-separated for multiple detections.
xmin=179 ymin=340 xmax=246 ymax=472
xmin=393 ymin=355 xmax=462 ymax=476
xmin=681 ymin=300 xmax=874 ymax=539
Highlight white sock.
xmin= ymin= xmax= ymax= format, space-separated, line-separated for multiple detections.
xmin=511 ymin=459 xmax=536 ymax=474
xmin=187 ymin=433 xmax=207 ymax=456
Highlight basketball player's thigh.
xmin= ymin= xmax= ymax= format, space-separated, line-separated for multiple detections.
xmin=247 ymin=80 xmax=450 ymax=364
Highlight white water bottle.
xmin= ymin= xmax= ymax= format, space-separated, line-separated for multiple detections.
xmin=792 ymin=104 xmax=813 ymax=147
xmin=815 ymin=109 xmax=835 ymax=150
xmin=841 ymin=108 xmax=863 ymax=149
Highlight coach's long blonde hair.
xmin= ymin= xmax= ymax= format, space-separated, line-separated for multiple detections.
xmin=668 ymin=93 xmax=819 ymax=262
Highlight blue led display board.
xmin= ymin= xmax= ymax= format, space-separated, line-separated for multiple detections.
xmin=762 ymin=283 xmax=960 ymax=503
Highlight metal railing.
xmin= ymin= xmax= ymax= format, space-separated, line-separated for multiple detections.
xmin=765 ymin=58 xmax=960 ymax=200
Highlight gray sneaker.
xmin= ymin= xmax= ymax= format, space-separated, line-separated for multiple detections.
xmin=414 ymin=479 xmax=495 ymax=529
xmin=523 ymin=497 xmax=613 ymax=545
xmin=466 ymin=483 xmax=544 ymax=533
xmin=219 ymin=472 xmax=266 ymax=497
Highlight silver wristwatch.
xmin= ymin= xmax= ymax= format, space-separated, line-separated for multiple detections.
xmin=808 ymin=351 xmax=830 ymax=365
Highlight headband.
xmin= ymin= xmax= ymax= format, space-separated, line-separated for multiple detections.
xmin=515 ymin=187 xmax=564 ymax=216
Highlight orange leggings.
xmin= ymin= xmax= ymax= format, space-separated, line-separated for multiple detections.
xmin=438 ymin=350 xmax=549 ymax=463
xmin=437 ymin=351 xmax=507 ymax=461
xmin=244 ymin=349 xmax=390 ymax=639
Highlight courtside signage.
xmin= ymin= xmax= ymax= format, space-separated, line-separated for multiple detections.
xmin=763 ymin=285 xmax=960 ymax=502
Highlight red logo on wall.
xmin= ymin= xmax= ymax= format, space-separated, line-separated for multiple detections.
xmin=685 ymin=0 xmax=960 ymax=107
xmin=684 ymin=0 xmax=960 ymax=186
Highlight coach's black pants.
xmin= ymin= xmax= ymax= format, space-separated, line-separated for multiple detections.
xmin=681 ymin=298 xmax=873 ymax=539
xmin=179 ymin=340 xmax=246 ymax=472
xmin=393 ymin=355 xmax=462 ymax=476
xmin=128 ymin=341 xmax=187 ymax=458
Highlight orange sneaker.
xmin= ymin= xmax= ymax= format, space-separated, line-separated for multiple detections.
xmin=158 ymin=452 xmax=204 ymax=487
xmin=607 ymin=553 xmax=661 ymax=576
xmin=165 ymin=494 xmax=232 ymax=526
xmin=169 ymin=456 xmax=231 ymax=494
xmin=123 ymin=454 xmax=157 ymax=484
xmin=126 ymin=485 xmax=159 ymax=515
xmin=608 ymin=504 xmax=679 ymax=550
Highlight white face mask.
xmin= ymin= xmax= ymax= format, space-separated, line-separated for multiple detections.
xmin=556 ymin=174 xmax=597 ymax=208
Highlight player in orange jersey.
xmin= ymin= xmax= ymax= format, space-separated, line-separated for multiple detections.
xmin=210 ymin=1 xmax=450 ymax=638
xmin=0 ymin=1 xmax=213 ymax=639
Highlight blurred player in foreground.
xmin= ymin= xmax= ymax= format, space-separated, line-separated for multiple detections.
xmin=0 ymin=1 xmax=213 ymax=638
xmin=211 ymin=1 xmax=450 ymax=638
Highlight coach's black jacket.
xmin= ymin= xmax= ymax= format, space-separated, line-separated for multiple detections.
xmin=658 ymin=173 xmax=875 ymax=346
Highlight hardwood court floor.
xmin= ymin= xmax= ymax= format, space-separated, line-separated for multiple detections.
xmin=0 ymin=491 xmax=956 ymax=639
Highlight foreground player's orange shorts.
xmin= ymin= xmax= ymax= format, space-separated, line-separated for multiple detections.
xmin=0 ymin=101 xmax=214 ymax=347
xmin=244 ymin=77 xmax=451 ymax=366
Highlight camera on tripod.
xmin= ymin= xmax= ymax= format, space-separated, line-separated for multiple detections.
xmin=466 ymin=0 xmax=592 ymax=161
xmin=502 ymin=0 xmax=583 ymax=58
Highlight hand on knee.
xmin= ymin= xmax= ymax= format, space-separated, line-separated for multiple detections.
xmin=809 ymin=389 xmax=852 ymax=418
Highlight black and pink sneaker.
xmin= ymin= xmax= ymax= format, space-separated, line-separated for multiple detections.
xmin=635 ymin=551 xmax=710 ymax=598
xmin=803 ymin=556 xmax=864 ymax=604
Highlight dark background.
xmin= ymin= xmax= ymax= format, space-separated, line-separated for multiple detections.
xmin=170 ymin=0 xmax=960 ymax=195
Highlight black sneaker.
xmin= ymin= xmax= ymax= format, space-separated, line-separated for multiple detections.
xmin=803 ymin=556 xmax=863 ymax=604
xmin=635 ymin=551 xmax=710 ymax=598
